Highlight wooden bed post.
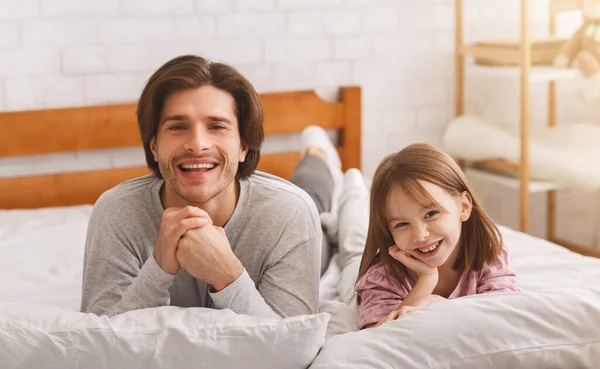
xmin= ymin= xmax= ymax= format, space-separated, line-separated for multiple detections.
xmin=455 ymin=0 xmax=464 ymax=118
xmin=547 ymin=7 xmax=558 ymax=241
xmin=520 ymin=0 xmax=532 ymax=233
xmin=341 ymin=86 xmax=362 ymax=171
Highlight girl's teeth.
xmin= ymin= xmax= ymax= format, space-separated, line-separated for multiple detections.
xmin=418 ymin=241 xmax=440 ymax=253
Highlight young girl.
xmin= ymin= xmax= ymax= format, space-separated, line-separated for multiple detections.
xmin=355 ymin=143 xmax=519 ymax=329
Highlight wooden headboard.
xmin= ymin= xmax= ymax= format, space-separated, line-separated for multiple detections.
xmin=0 ymin=86 xmax=361 ymax=209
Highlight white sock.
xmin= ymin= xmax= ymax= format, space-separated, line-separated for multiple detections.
xmin=301 ymin=126 xmax=342 ymax=172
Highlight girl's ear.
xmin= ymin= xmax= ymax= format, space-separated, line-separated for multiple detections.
xmin=459 ymin=191 xmax=473 ymax=222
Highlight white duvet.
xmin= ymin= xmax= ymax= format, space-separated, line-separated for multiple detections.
xmin=1 ymin=205 xmax=600 ymax=368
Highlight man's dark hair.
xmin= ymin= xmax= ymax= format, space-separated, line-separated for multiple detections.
xmin=137 ymin=55 xmax=264 ymax=179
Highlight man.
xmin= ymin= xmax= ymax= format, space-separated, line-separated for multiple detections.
xmin=80 ymin=55 xmax=322 ymax=319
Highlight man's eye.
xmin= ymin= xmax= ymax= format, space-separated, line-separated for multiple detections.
xmin=210 ymin=124 xmax=226 ymax=130
xmin=168 ymin=124 xmax=185 ymax=131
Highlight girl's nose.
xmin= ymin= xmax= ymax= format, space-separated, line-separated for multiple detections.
xmin=412 ymin=223 xmax=430 ymax=243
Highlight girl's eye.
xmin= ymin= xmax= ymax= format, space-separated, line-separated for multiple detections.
xmin=425 ymin=210 xmax=439 ymax=219
xmin=394 ymin=222 xmax=408 ymax=229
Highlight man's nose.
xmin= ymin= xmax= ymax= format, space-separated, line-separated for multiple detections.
xmin=184 ymin=127 xmax=212 ymax=153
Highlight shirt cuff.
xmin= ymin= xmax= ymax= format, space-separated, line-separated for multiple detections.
xmin=139 ymin=253 xmax=177 ymax=291
xmin=209 ymin=269 xmax=254 ymax=309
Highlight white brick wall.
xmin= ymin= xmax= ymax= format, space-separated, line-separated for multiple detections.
xmin=0 ymin=0 xmax=39 ymax=19
xmin=195 ymin=0 xmax=236 ymax=13
xmin=120 ymin=0 xmax=195 ymax=16
xmin=0 ymin=0 xmax=597 ymax=246
xmin=62 ymin=47 xmax=107 ymax=75
xmin=0 ymin=80 xmax=4 ymax=110
xmin=40 ymin=0 xmax=119 ymax=17
xmin=0 ymin=21 xmax=19 ymax=48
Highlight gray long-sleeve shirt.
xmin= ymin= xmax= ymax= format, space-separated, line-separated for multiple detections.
xmin=80 ymin=172 xmax=322 ymax=319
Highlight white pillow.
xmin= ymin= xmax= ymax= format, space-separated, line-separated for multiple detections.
xmin=310 ymin=287 xmax=600 ymax=368
xmin=318 ymin=300 xmax=359 ymax=339
xmin=0 ymin=303 xmax=329 ymax=369
xmin=0 ymin=205 xmax=92 ymax=310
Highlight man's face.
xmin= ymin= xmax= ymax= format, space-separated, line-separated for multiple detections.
xmin=150 ymin=85 xmax=247 ymax=207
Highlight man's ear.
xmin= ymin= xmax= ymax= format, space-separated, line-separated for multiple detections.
xmin=150 ymin=138 xmax=158 ymax=162
xmin=459 ymin=191 xmax=473 ymax=222
xmin=239 ymin=142 xmax=248 ymax=163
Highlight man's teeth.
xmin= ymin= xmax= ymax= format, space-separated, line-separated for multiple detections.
xmin=418 ymin=241 xmax=440 ymax=253
xmin=181 ymin=163 xmax=215 ymax=169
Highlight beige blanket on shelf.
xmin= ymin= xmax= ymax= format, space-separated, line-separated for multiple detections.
xmin=442 ymin=115 xmax=600 ymax=192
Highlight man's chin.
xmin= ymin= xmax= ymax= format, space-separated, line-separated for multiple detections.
xmin=178 ymin=190 xmax=215 ymax=205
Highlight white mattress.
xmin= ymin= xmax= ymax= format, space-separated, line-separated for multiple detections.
xmin=2 ymin=205 xmax=598 ymax=310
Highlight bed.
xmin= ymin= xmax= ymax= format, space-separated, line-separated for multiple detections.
xmin=1 ymin=86 xmax=600 ymax=369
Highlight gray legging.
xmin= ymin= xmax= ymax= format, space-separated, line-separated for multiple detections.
xmin=290 ymin=155 xmax=334 ymax=275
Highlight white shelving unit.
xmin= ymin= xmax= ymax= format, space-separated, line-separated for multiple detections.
xmin=455 ymin=0 xmax=600 ymax=256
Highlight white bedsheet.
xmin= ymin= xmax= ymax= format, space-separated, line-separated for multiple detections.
xmin=0 ymin=205 xmax=92 ymax=311
xmin=2 ymin=205 xmax=600 ymax=368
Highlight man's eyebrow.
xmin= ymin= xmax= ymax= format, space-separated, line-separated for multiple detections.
xmin=207 ymin=115 xmax=233 ymax=124
xmin=161 ymin=115 xmax=188 ymax=124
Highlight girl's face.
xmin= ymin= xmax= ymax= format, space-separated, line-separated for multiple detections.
xmin=384 ymin=181 xmax=472 ymax=269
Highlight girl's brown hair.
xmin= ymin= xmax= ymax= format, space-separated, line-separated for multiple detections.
xmin=356 ymin=143 xmax=502 ymax=303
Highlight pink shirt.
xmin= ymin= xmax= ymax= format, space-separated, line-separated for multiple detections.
xmin=355 ymin=246 xmax=519 ymax=329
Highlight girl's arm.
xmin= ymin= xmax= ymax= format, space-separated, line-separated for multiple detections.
xmin=388 ymin=245 xmax=440 ymax=306
xmin=373 ymin=273 xmax=443 ymax=327
xmin=399 ymin=272 xmax=438 ymax=307
xmin=371 ymin=247 xmax=445 ymax=327
xmin=355 ymin=263 xmax=407 ymax=329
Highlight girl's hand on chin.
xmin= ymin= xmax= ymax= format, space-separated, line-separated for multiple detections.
xmin=389 ymin=244 xmax=437 ymax=278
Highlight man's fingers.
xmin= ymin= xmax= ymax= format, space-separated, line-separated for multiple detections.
xmin=164 ymin=206 xmax=213 ymax=224
xmin=181 ymin=206 xmax=212 ymax=222
xmin=175 ymin=218 xmax=211 ymax=239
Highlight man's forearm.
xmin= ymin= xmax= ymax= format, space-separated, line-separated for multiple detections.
xmin=83 ymin=254 xmax=175 ymax=316
xmin=210 ymin=269 xmax=280 ymax=319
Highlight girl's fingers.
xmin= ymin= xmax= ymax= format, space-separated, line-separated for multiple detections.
xmin=375 ymin=310 xmax=400 ymax=327
xmin=397 ymin=306 xmax=416 ymax=317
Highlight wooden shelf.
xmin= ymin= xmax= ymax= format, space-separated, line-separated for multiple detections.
xmin=460 ymin=44 xmax=520 ymax=64
xmin=467 ymin=64 xmax=579 ymax=82
xmin=550 ymin=0 xmax=582 ymax=12
xmin=465 ymin=167 xmax=562 ymax=193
